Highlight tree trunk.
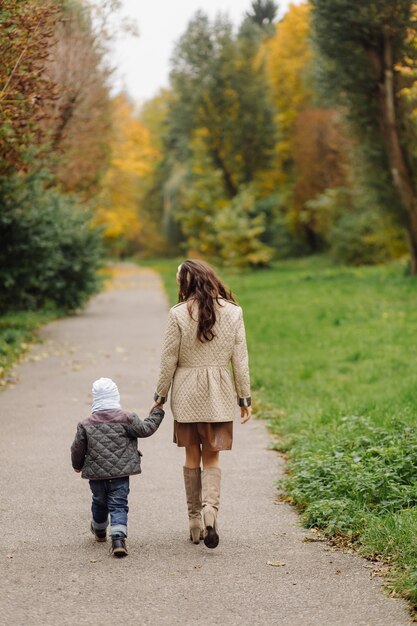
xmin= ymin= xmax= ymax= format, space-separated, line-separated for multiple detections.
xmin=369 ymin=34 xmax=417 ymax=273
xmin=210 ymin=147 xmax=238 ymax=198
xmin=52 ymin=93 xmax=78 ymax=152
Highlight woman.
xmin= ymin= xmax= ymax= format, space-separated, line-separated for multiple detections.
xmin=151 ymin=259 xmax=251 ymax=549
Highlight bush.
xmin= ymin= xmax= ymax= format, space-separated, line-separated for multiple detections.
xmin=330 ymin=209 xmax=406 ymax=266
xmin=255 ymin=192 xmax=310 ymax=259
xmin=306 ymin=186 xmax=407 ymax=265
xmin=213 ymin=187 xmax=274 ymax=268
xmin=0 ymin=173 xmax=104 ymax=311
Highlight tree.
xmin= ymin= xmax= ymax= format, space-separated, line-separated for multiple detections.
xmin=312 ymin=0 xmax=417 ymax=273
xmin=246 ymin=0 xmax=278 ymax=27
xmin=291 ymin=108 xmax=348 ymax=250
xmin=262 ymin=3 xmax=313 ymax=180
xmin=138 ymin=89 xmax=182 ymax=254
xmin=0 ymin=0 xmax=115 ymax=195
xmin=44 ymin=1 xmax=113 ymax=197
xmin=168 ymin=11 xmax=276 ymax=198
xmin=159 ymin=9 xmax=277 ymax=265
xmin=260 ymin=2 xmax=351 ymax=251
xmin=176 ymin=129 xmax=273 ymax=267
xmin=95 ymin=95 xmax=160 ymax=256
xmin=0 ymin=0 xmax=58 ymax=175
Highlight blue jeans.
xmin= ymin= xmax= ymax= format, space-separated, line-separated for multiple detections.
xmin=89 ymin=477 xmax=130 ymax=537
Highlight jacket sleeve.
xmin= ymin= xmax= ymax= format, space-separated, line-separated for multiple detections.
xmin=153 ymin=308 xmax=181 ymax=404
xmin=125 ymin=407 xmax=165 ymax=438
xmin=71 ymin=423 xmax=87 ymax=470
xmin=231 ymin=308 xmax=251 ymax=407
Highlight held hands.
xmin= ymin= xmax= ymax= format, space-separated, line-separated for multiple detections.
xmin=149 ymin=400 xmax=250 ymax=422
xmin=149 ymin=401 xmax=164 ymax=413
xmin=240 ymin=406 xmax=252 ymax=424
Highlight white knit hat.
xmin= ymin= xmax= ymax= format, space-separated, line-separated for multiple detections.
xmin=92 ymin=377 xmax=121 ymax=413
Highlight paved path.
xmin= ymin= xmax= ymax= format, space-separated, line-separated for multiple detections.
xmin=0 ymin=265 xmax=411 ymax=626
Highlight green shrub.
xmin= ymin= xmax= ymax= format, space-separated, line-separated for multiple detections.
xmin=213 ymin=187 xmax=274 ymax=268
xmin=330 ymin=210 xmax=405 ymax=266
xmin=0 ymin=173 xmax=104 ymax=311
xmin=306 ymin=186 xmax=407 ymax=265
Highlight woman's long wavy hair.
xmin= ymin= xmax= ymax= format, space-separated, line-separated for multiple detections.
xmin=177 ymin=259 xmax=236 ymax=342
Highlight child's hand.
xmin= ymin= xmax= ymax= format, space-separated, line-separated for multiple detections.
xmin=74 ymin=468 xmax=82 ymax=473
xmin=240 ymin=406 xmax=252 ymax=424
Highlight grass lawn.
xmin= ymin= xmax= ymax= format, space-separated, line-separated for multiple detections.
xmin=0 ymin=311 xmax=57 ymax=384
xmin=144 ymin=256 xmax=417 ymax=608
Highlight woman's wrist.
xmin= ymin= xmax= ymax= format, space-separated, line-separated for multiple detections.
xmin=238 ymin=396 xmax=251 ymax=407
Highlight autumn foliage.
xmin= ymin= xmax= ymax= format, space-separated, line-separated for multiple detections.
xmin=0 ymin=0 xmax=58 ymax=175
xmin=0 ymin=0 xmax=115 ymax=310
xmin=95 ymin=95 xmax=159 ymax=255
xmin=1 ymin=0 xmax=416 ymax=283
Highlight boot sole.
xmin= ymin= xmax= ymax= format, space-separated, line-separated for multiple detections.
xmin=113 ymin=548 xmax=128 ymax=558
xmin=204 ymin=526 xmax=219 ymax=549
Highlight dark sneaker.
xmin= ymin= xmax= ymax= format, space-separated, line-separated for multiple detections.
xmin=111 ymin=534 xmax=128 ymax=558
xmin=90 ymin=522 xmax=107 ymax=542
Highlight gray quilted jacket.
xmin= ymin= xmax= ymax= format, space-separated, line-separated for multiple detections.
xmin=70 ymin=407 xmax=164 ymax=480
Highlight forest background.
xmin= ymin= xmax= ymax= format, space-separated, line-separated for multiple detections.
xmin=4 ymin=0 xmax=417 ymax=296
xmin=3 ymin=0 xmax=417 ymax=611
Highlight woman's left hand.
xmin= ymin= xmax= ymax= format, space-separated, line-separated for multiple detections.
xmin=149 ymin=401 xmax=164 ymax=413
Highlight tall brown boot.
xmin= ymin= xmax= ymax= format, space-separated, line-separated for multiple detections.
xmin=183 ymin=466 xmax=203 ymax=544
xmin=201 ymin=467 xmax=221 ymax=549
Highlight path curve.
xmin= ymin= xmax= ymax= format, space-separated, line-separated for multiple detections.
xmin=0 ymin=265 xmax=411 ymax=626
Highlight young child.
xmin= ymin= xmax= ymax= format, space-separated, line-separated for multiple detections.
xmin=71 ymin=377 xmax=164 ymax=558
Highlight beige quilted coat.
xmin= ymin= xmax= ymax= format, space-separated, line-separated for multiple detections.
xmin=154 ymin=299 xmax=251 ymax=423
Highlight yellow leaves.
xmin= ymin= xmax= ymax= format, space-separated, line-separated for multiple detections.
xmin=110 ymin=95 xmax=160 ymax=175
xmin=96 ymin=206 xmax=141 ymax=240
xmin=95 ymin=94 xmax=160 ymax=246
xmin=258 ymin=2 xmax=313 ymax=187
xmin=263 ymin=3 xmax=313 ymax=116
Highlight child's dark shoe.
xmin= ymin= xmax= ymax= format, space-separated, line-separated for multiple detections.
xmin=90 ymin=522 xmax=107 ymax=542
xmin=111 ymin=534 xmax=128 ymax=558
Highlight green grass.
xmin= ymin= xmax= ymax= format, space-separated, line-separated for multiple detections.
xmin=0 ymin=311 xmax=57 ymax=384
xmin=144 ymin=256 xmax=417 ymax=608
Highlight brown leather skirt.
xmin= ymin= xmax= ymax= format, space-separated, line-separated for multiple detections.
xmin=173 ymin=421 xmax=233 ymax=451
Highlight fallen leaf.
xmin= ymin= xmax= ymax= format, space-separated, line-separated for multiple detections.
xmin=267 ymin=560 xmax=286 ymax=567
xmin=90 ymin=559 xmax=97 ymax=563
